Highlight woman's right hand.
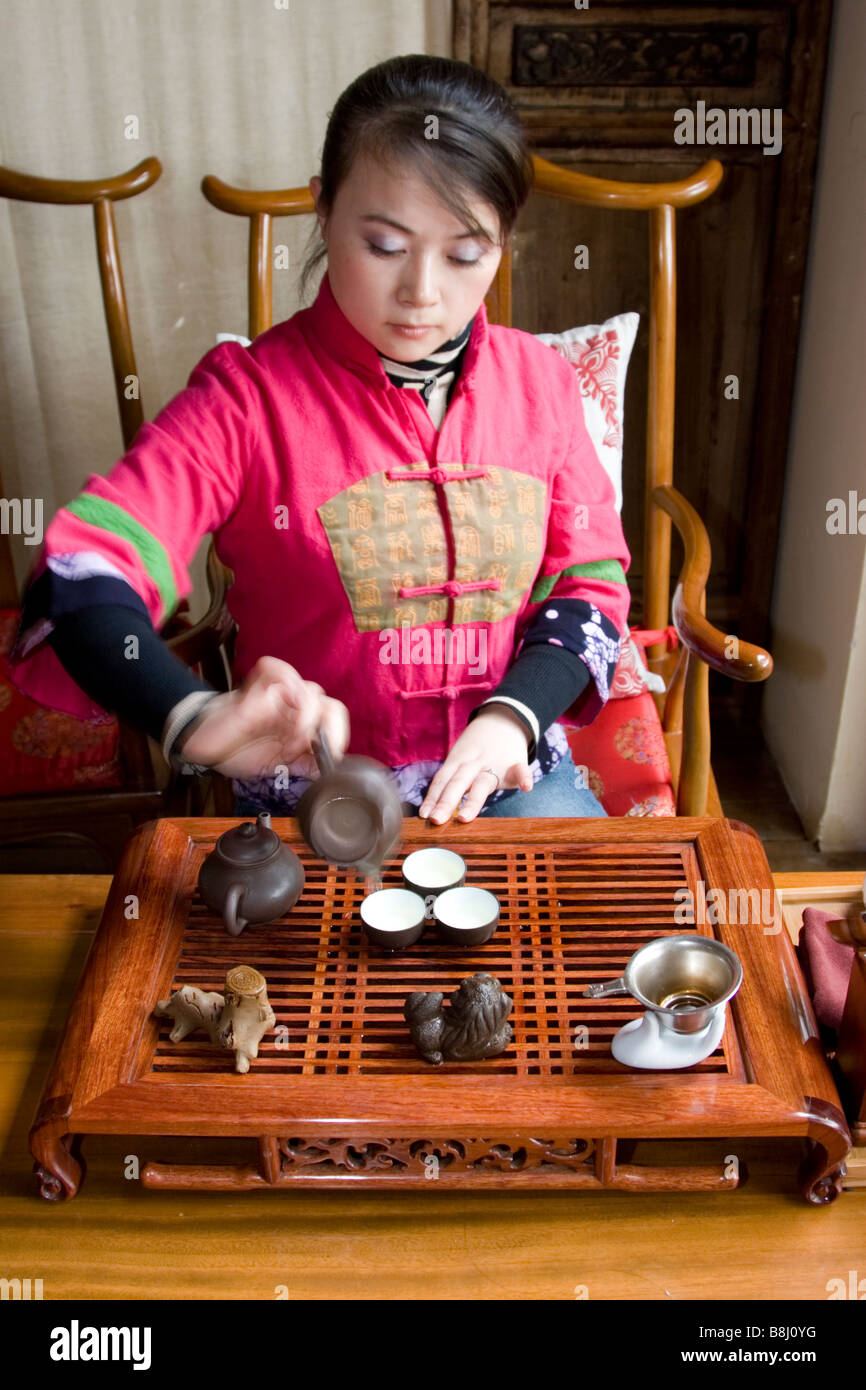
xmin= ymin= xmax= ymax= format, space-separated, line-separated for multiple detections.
xmin=177 ymin=656 xmax=350 ymax=780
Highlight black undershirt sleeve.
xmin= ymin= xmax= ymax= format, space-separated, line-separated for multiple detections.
xmin=48 ymin=604 xmax=216 ymax=744
xmin=467 ymin=644 xmax=591 ymax=761
xmin=467 ymin=594 xmax=626 ymax=760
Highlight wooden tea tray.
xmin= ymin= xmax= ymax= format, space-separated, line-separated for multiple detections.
xmin=30 ymin=816 xmax=851 ymax=1203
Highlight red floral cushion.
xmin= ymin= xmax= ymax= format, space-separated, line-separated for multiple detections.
xmin=0 ymin=608 xmax=124 ymax=794
xmin=610 ymin=636 xmax=654 ymax=698
xmin=561 ymin=686 xmax=676 ymax=817
xmin=608 ymin=625 xmax=676 ymax=700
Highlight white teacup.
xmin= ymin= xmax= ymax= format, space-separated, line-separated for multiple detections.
xmin=402 ymin=848 xmax=466 ymax=919
xmin=360 ymin=888 xmax=427 ymax=951
xmin=433 ymin=886 xmax=500 ymax=946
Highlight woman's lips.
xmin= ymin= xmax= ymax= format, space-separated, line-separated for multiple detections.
xmin=389 ymin=323 xmax=434 ymax=338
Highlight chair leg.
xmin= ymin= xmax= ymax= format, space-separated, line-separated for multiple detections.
xmin=209 ymin=773 xmax=236 ymax=816
xmin=677 ymin=650 xmax=710 ymax=816
xmin=163 ymin=768 xmax=197 ymax=816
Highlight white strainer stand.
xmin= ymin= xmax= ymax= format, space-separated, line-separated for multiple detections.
xmin=611 ymin=1006 xmax=727 ymax=1070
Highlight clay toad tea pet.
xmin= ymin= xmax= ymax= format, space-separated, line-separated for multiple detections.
xmin=404 ymin=973 xmax=513 ymax=1064
xmin=154 ymin=966 xmax=275 ymax=1074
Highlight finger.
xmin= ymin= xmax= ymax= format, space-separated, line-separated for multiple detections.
xmin=455 ymin=768 xmax=501 ymax=822
xmin=236 ymin=662 xmax=305 ymax=730
xmin=236 ymin=680 xmax=314 ymax=767
xmin=503 ymin=760 xmax=534 ymax=793
xmin=243 ymin=655 xmax=307 ymax=699
xmin=424 ymin=766 xmax=478 ymax=825
xmin=253 ymin=661 xmax=318 ymax=739
xmin=418 ymin=763 xmax=455 ymax=819
xmin=280 ymin=680 xmax=322 ymax=749
xmin=317 ymin=697 xmax=351 ymax=758
xmin=234 ymin=676 xmax=282 ymax=733
xmin=261 ymin=686 xmax=310 ymax=765
xmin=270 ymin=684 xmax=347 ymax=768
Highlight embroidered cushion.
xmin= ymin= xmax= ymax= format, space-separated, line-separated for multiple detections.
xmin=533 ymin=316 xmax=669 ymax=804
xmin=559 ymin=623 xmax=676 ymax=816
xmin=562 ymin=687 xmax=676 ymax=817
xmin=0 ymin=608 xmax=124 ymax=793
xmin=535 ymin=312 xmax=640 ymax=513
xmin=609 ymin=625 xmax=674 ymax=699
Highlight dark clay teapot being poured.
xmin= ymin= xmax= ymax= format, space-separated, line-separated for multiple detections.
xmin=295 ymin=729 xmax=403 ymax=877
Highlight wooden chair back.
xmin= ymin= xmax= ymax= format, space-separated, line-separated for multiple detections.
xmin=0 ymin=155 xmax=234 ymax=666
xmin=0 ymin=159 xmax=158 ymax=614
xmin=0 ymin=157 xmax=161 ymax=449
xmin=0 ymin=158 xmax=163 ymax=790
xmin=0 ymin=158 xmax=234 ymax=852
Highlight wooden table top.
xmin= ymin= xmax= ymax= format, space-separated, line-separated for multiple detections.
xmin=1 ymin=868 xmax=862 ymax=1301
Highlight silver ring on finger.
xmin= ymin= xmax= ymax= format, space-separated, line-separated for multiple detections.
xmin=481 ymin=767 xmax=502 ymax=791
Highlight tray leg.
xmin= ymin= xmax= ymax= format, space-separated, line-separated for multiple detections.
xmin=799 ymin=1142 xmax=846 ymax=1206
xmin=31 ymin=1130 xmax=84 ymax=1202
xmin=258 ymin=1136 xmax=281 ymax=1184
xmin=798 ymin=1098 xmax=851 ymax=1206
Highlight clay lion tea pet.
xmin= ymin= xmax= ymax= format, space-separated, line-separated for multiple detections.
xmin=404 ymin=973 xmax=513 ymax=1064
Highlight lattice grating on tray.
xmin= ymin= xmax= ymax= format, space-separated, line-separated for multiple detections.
xmin=151 ymin=840 xmax=739 ymax=1078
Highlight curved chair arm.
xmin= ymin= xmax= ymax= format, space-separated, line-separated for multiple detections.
xmin=652 ymin=484 xmax=773 ymax=682
xmin=532 ymin=156 xmax=723 ymax=210
xmin=652 ymin=483 xmax=772 ymax=817
xmin=0 ymin=157 xmax=161 ymax=205
xmin=201 ymin=174 xmax=312 ymax=217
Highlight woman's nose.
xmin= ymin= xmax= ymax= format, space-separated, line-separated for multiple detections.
xmin=398 ymin=256 xmax=439 ymax=306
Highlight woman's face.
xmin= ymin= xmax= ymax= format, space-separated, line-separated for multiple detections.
xmin=310 ymin=153 xmax=504 ymax=360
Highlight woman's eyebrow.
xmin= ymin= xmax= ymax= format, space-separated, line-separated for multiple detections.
xmin=360 ymin=213 xmax=495 ymax=242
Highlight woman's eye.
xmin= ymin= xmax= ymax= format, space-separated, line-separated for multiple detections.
xmin=365 ymin=242 xmax=483 ymax=268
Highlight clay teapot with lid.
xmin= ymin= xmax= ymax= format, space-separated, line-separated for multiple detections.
xmin=198 ymin=811 xmax=305 ymax=936
xmin=295 ymin=730 xmax=402 ymax=875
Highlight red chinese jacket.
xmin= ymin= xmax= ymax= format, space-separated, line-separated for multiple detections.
xmin=8 ymin=271 xmax=631 ymax=765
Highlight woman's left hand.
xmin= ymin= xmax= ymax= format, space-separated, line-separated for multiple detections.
xmin=418 ymin=706 xmax=534 ymax=824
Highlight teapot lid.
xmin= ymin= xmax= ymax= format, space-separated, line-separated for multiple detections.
xmin=217 ymin=812 xmax=280 ymax=864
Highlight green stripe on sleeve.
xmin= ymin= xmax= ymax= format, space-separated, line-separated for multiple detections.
xmin=64 ymin=494 xmax=177 ymax=621
xmin=530 ymin=559 xmax=628 ymax=604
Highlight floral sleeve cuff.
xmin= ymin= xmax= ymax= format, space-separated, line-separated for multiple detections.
xmin=519 ymin=597 xmax=623 ymax=728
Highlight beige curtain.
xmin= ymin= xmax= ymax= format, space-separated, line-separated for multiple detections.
xmin=0 ymin=0 xmax=452 ymax=614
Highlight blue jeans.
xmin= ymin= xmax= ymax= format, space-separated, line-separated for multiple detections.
xmin=233 ymin=749 xmax=606 ymax=819
xmin=477 ymin=747 xmax=606 ymax=817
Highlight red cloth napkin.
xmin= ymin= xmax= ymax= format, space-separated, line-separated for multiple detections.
xmin=797 ymin=908 xmax=856 ymax=1033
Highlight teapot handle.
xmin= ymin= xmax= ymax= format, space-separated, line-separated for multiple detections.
xmin=312 ymin=727 xmax=337 ymax=777
xmin=583 ymin=974 xmax=628 ymax=999
xmin=224 ymin=881 xmax=248 ymax=937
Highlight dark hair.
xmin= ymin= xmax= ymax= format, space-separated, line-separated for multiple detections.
xmin=297 ymin=54 xmax=534 ymax=303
